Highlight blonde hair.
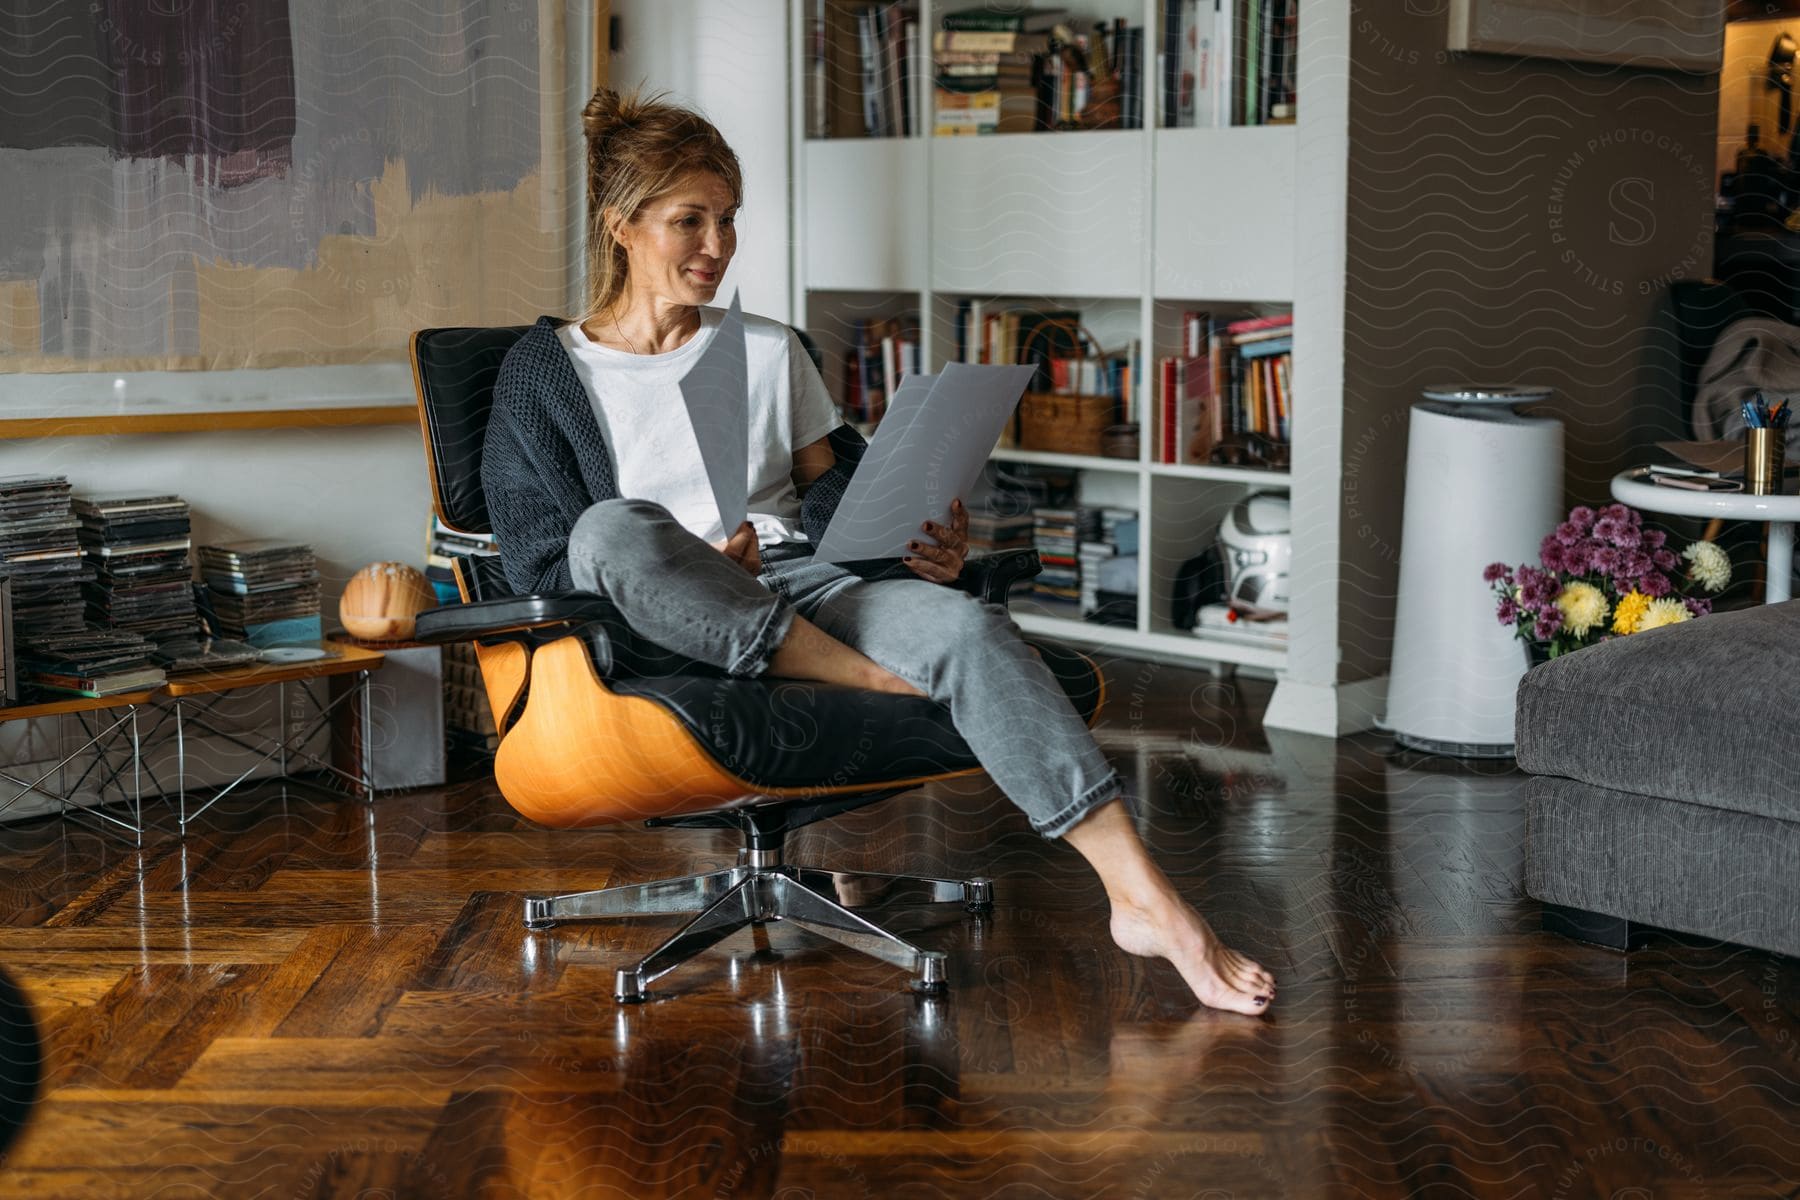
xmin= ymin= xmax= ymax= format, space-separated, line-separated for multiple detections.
xmin=577 ymin=87 xmax=743 ymax=323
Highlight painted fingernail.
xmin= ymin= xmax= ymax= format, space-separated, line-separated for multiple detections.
xmin=909 ymin=542 xmax=920 ymax=550
xmin=1254 ymin=995 xmax=1269 ymax=1005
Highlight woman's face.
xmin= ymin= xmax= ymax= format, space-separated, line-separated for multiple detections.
xmin=615 ymin=170 xmax=737 ymax=309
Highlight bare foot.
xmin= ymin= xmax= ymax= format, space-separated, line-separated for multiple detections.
xmin=1109 ymin=894 xmax=1276 ymax=1016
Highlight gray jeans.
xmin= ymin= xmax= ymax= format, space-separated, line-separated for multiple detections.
xmin=568 ymin=498 xmax=1121 ymax=838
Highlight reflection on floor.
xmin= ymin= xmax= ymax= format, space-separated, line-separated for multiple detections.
xmin=0 ymin=661 xmax=1794 ymax=1198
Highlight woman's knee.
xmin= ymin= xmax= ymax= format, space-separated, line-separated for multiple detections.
xmin=569 ymin=498 xmax=676 ymax=582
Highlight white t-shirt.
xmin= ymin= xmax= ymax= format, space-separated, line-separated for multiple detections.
xmin=557 ymin=307 xmax=843 ymax=546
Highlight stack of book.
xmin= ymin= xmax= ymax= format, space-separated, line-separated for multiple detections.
xmin=964 ymin=505 xmax=1035 ymax=557
xmin=197 ymin=540 xmax=323 ymax=647
xmin=933 ymin=10 xmax=1145 ymax=134
xmin=1161 ymin=0 xmax=1297 ymax=128
xmin=0 ymin=579 xmax=15 ymax=706
xmin=425 ymin=517 xmax=496 ymax=605
xmin=1032 ymin=505 xmax=1100 ymax=606
xmin=1155 ymin=311 xmax=1292 ymax=463
xmin=0 ymin=475 xmax=90 ymax=642
xmin=1196 ymin=601 xmax=1287 ymax=648
xmin=1079 ymin=507 xmax=1139 ymax=625
xmin=20 ymin=629 xmax=165 ymax=698
xmin=841 ymin=313 xmax=919 ymax=426
xmin=75 ymin=494 xmax=199 ymax=645
xmin=442 ymin=642 xmax=498 ymax=755
xmin=1223 ymin=312 xmax=1292 ymax=442
xmin=933 ymin=24 xmax=1047 ymax=135
xmin=806 ymin=2 xmax=920 ymax=138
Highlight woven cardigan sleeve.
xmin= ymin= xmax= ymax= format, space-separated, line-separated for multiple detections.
xmin=799 ymin=424 xmax=867 ymax=544
xmin=481 ymin=345 xmax=591 ymax=596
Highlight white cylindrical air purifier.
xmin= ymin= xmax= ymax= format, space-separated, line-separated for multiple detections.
xmin=1385 ymin=386 xmax=1564 ymax=757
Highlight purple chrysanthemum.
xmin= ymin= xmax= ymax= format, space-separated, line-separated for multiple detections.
xmin=1497 ymin=597 xmax=1519 ymax=624
xmin=1555 ymin=521 xmax=1582 ymax=546
xmin=1534 ymin=613 xmax=1562 ymax=641
xmin=1640 ymin=572 xmax=1672 ymax=597
xmin=1652 ymin=548 xmax=1676 ymax=570
xmin=1685 ymin=596 xmax=1713 ymax=617
xmin=1592 ymin=546 xmax=1620 ymax=573
xmin=1483 ymin=562 xmax=1510 ymax=584
xmin=1569 ymin=505 xmax=1596 ymax=528
xmin=1643 ymin=528 xmax=1667 ymax=549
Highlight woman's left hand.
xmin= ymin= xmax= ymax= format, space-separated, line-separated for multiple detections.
xmin=905 ymin=498 xmax=970 ymax=585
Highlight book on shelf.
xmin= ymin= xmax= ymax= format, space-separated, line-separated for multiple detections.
xmin=425 ymin=516 xmax=497 ymax=603
xmin=1157 ymin=311 xmax=1292 ymax=462
xmin=840 ymin=313 xmax=919 ymax=425
xmin=809 ymin=2 xmax=919 ymax=138
xmin=1195 ymin=601 xmax=1287 ymax=647
xmin=941 ymin=6 xmax=1068 ymax=34
xmin=931 ymin=20 xmax=1142 ymax=133
xmin=1164 ymin=0 xmax=1294 ymax=127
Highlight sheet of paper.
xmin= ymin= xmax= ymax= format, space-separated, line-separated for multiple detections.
xmin=678 ymin=290 xmax=749 ymax=532
xmin=813 ymin=362 xmax=1037 ymax=564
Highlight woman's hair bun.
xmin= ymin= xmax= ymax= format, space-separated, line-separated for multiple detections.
xmin=583 ymin=86 xmax=649 ymax=143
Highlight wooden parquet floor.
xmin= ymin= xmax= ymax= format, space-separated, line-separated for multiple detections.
xmin=0 ymin=664 xmax=1796 ymax=1199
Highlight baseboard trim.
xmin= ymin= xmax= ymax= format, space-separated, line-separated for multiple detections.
xmin=1263 ymin=674 xmax=1389 ymax=737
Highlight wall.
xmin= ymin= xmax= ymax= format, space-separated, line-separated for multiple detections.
xmin=607 ymin=0 xmax=793 ymax=323
xmin=1332 ymin=1 xmax=1720 ymax=682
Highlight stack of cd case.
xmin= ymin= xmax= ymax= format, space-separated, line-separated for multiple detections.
xmin=19 ymin=628 xmax=166 ymax=698
xmin=75 ymin=494 xmax=200 ymax=644
xmin=0 ymin=475 xmax=92 ymax=642
xmin=197 ymin=540 xmax=323 ymax=646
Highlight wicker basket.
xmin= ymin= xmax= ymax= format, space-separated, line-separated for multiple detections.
xmin=1015 ymin=320 xmax=1116 ymax=456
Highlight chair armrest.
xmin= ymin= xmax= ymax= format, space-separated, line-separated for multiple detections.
xmin=412 ymin=590 xmax=724 ymax=682
xmin=413 ymin=592 xmax=621 ymax=645
xmin=953 ymin=548 xmax=1042 ymax=605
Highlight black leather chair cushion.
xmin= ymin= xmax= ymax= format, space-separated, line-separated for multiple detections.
xmin=613 ymin=633 xmax=1102 ymax=791
xmin=413 ymin=325 xmax=529 ymax=534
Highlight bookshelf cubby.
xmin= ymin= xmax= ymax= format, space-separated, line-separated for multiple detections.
xmin=789 ymin=0 xmax=1341 ymax=707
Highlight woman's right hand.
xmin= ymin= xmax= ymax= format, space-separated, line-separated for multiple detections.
xmin=713 ymin=521 xmax=762 ymax=576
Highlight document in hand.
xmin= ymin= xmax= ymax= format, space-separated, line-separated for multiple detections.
xmin=677 ymin=290 xmax=750 ymax=533
xmin=812 ymin=362 xmax=1037 ymax=564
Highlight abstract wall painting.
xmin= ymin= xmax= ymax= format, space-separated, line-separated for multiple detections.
xmin=0 ymin=0 xmax=578 ymax=374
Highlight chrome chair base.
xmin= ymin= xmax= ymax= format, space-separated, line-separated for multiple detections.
xmin=523 ymin=857 xmax=992 ymax=1003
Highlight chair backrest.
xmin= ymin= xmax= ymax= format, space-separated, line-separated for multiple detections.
xmin=409 ymin=324 xmax=536 ymax=536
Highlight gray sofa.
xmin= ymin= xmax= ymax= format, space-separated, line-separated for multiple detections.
xmin=1515 ymin=600 xmax=1800 ymax=957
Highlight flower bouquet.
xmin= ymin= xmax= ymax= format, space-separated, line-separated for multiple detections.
xmin=1485 ymin=503 xmax=1732 ymax=660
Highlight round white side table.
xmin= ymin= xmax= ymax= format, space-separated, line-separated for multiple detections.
xmin=1611 ymin=467 xmax=1800 ymax=604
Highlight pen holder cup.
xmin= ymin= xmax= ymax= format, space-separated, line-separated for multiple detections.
xmin=1746 ymin=428 xmax=1786 ymax=496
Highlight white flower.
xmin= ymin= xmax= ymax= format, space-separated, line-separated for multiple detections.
xmin=1637 ymin=597 xmax=1692 ymax=631
xmin=1682 ymin=540 xmax=1731 ymax=593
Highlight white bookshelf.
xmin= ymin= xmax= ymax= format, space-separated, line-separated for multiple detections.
xmin=788 ymin=1 xmax=1348 ymax=727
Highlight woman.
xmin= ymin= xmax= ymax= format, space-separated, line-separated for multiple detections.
xmin=483 ymin=88 xmax=1275 ymax=1016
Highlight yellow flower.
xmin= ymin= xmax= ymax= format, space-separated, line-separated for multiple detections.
xmin=1612 ymin=590 xmax=1650 ymax=635
xmin=1637 ymin=597 xmax=1692 ymax=631
xmin=1555 ymin=581 xmax=1609 ymax=638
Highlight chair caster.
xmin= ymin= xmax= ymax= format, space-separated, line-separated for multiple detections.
xmin=614 ymin=969 xmax=649 ymax=1003
xmin=522 ymin=897 xmax=556 ymax=931
xmin=963 ymin=877 xmax=994 ymax=913
xmin=909 ymin=951 xmax=948 ymax=996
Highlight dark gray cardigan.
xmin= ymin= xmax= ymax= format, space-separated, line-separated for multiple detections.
xmin=481 ymin=315 xmax=865 ymax=595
